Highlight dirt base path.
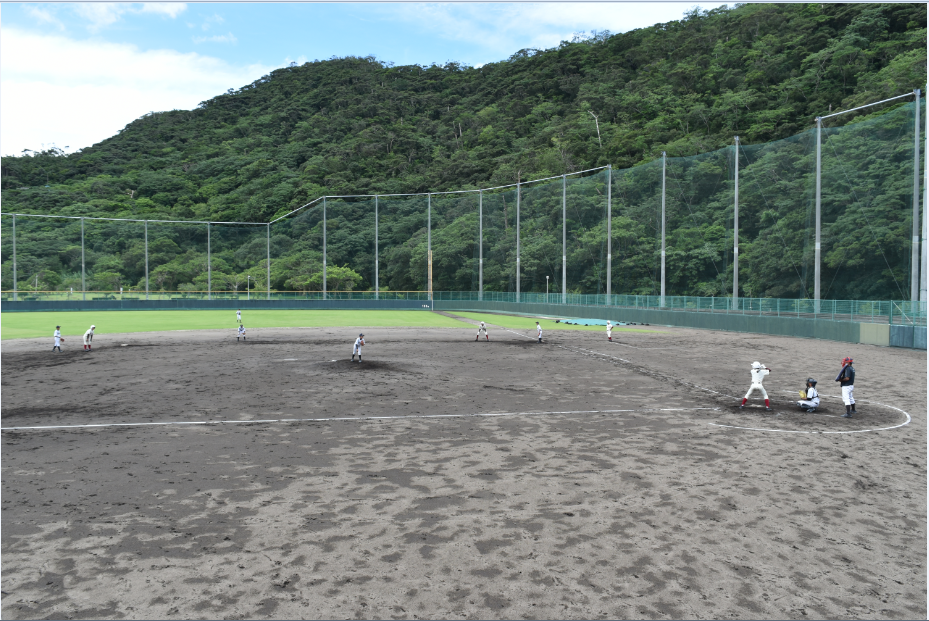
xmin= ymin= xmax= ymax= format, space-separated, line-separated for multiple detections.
xmin=2 ymin=324 xmax=925 ymax=619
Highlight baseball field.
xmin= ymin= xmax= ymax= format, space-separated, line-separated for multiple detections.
xmin=1 ymin=309 xmax=925 ymax=619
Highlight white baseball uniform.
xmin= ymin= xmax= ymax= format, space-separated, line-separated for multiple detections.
xmin=744 ymin=367 xmax=770 ymax=400
xmin=237 ymin=311 xmax=242 ymax=323
xmin=237 ymin=325 xmax=246 ymax=340
xmin=536 ymin=325 xmax=542 ymax=341
xmin=606 ymin=322 xmax=613 ymax=339
xmin=797 ymin=386 xmax=820 ymax=409
xmin=353 ymin=337 xmax=365 ymax=355
xmin=841 ymin=385 xmax=855 ymax=406
xmin=83 ymin=329 xmax=94 ymax=345
xmin=477 ymin=322 xmax=487 ymax=337
xmin=54 ymin=329 xmax=61 ymax=348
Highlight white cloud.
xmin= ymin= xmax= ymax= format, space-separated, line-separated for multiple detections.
xmin=24 ymin=6 xmax=65 ymax=30
xmin=193 ymin=32 xmax=238 ymax=44
xmin=0 ymin=28 xmax=272 ymax=155
xmin=140 ymin=3 xmax=188 ymax=19
xmin=202 ymin=13 xmax=225 ymax=30
xmin=376 ymin=2 xmax=728 ymax=63
xmin=33 ymin=3 xmax=188 ymax=32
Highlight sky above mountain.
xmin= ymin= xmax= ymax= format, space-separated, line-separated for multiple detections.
xmin=0 ymin=2 xmax=727 ymax=157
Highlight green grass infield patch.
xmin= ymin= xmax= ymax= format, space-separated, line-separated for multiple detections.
xmin=1 ymin=310 xmax=472 ymax=340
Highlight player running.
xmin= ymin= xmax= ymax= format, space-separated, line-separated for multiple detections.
xmin=83 ymin=325 xmax=96 ymax=352
xmin=476 ymin=321 xmax=489 ymax=341
xmin=606 ymin=320 xmax=613 ymax=342
xmin=352 ymin=333 xmax=365 ymax=362
xmin=740 ymin=361 xmax=771 ymax=411
xmin=536 ymin=322 xmax=543 ymax=343
xmin=796 ymin=378 xmax=820 ymax=412
xmin=237 ymin=325 xmax=247 ymax=342
xmin=53 ymin=326 xmax=63 ymax=353
xmin=835 ymin=357 xmax=856 ymax=418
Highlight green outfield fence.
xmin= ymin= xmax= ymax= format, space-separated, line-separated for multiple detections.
xmin=3 ymin=290 xmax=924 ymax=327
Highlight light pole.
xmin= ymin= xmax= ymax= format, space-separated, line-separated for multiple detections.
xmin=247 ymin=275 xmax=250 ymax=300
xmin=546 ymin=275 xmax=549 ymax=301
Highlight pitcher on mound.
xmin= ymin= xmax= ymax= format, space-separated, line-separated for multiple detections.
xmin=352 ymin=333 xmax=365 ymax=362
xmin=740 ymin=361 xmax=772 ymax=411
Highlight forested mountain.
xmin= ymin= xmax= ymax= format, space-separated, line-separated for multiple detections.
xmin=1 ymin=3 xmax=926 ymax=299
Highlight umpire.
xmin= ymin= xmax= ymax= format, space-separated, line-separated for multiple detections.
xmin=835 ymin=357 xmax=856 ymax=418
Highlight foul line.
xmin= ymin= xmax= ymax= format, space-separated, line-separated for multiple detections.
xmin=0 ymin=407 xmax=722 ymax=432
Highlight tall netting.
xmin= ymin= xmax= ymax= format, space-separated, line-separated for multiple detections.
xmin=269 ymin=203 xmax=324 ymax=295
xmin=82 ymin=219 xmax=146 ymax=295
xmin=739 ymin=130 xmax=816 ymax=299
xmin=143 ymin=221 xmax=209 ymax=296
xmin=611 ymin=160 xmax=664 ymax=296
xmin=211 ymin=224 xmax=269 ymax=295
xmin=519 ymin=178 xmax=563 ymax=297
xmin=566 ymin=170 xmax=609 ymax=295
xmin=664 ymin=148 xmax=734 ymax=297
xmin=8 ymin=216 xmax=84 ymax=297
xmin=480 ymin=188 xmax=518 ymax=293
xmin=431 ymin=192 xmax=480 ymax=292
xmin=378 ymin=195 xmax=428 ymax=292
xmin=818 ymin=100 xmax=922 ymax=301
xmin=0 ymin=215 xmax=13 ymax=294
xmin=323 ymin=198 xmax=375 ymax=293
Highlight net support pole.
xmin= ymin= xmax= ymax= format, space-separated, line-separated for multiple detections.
xmin=427 ymin=193 xmax=433 ymax=300
xmin=516 ymin=182 xmax=521 ymax=303
xmin=81 ymin=217 xmax=86 ymax=301
xmin=911 ymin=88 xmax=921 ymax=301
xmin=144 ymin=220 xmax=149 ymax=300
xmin=562 ymin=174 xmax=567 ymax=304
xmin=266 ymin=223 xmax=271 ymax=300
xmin=814 ymin=117 xmax=822 ymax=314
xmin=733 ymin=137 xmax=740 ymax=306
xmin=11 ymin=215 xmax=16 ymax=301
xmin=607 ymin=165 xmax=612 ymax=302
xmin=922 ymin=87 xmax=928 ymax=303
xmin=660 ymin=152 xmax=666 ymax=308
xmin=207 ymin=222 xmax=211 ymax=300
xmin=323 ymin=197 xmax=327 ymax=300
xmin=478 ymin=190 xmax=483 ymax=301
xmin=375 ymin=195 xmax=379 ymax=300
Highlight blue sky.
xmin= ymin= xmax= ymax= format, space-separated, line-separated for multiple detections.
xmin=1 ymin=2 xmax=728 ymax=156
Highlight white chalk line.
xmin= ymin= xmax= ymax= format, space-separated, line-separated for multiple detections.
xmin=0 ymin=407 xmax=721 ymax=432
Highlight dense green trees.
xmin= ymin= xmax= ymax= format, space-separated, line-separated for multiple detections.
xmin=1 ymin=3 xmax=925 ymax=299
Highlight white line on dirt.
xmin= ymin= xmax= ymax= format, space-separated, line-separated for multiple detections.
xmin=0 ymin=407 xmax=722 ymax=432
xmin=709 ymin=400 xmax=912 ymax=434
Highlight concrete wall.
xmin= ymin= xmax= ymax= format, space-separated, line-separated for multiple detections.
xmin=0 ymin=299 xmax=433 ymax=312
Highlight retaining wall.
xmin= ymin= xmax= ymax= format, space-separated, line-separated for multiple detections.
xmin=0 ymin=299 xmax=434 ymax=312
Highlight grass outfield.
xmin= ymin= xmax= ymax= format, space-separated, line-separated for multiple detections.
xmin=0 ymin=310 xmax=472 ymax=340
xmin=448 ymin=311 xmax=661 ymax=333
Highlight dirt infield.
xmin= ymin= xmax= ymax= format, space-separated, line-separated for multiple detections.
xmin=2 ymin=316 xmax=925 ymax=619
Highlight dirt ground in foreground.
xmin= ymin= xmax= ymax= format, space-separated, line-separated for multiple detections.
xmin=1 ymin=315 xmax=926 ymax=620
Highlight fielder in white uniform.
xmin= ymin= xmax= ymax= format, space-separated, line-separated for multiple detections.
xmin=476 ymin=321 xmax=489 ymax=341
xmin=835 ymin=357 xmax=856 ymax=418
xmin=236 ymin=310 xmax=242 ymax=324
xmin=237 ymin=325 xmax=247 ymax=341
xmin=536 ymin=322 xmax=542 ymax=343
xmin=606 ymin=321 xmax=613 ymax=342
xmin=83 ymin=325 xmax=96 ymax=352
xmin=352 ymin=333 xmax=365 ymax=362
xmin=796 ymin=378 xmax=820 ymax=412
xmin=740 ymin=361 xmax=771 ymax=411
xmin=53 ymin=326 xmax=63 ymax=352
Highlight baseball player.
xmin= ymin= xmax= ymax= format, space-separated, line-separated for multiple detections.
xmin=83 ymin=325 xmax=96 ymax=352
xmin=606 ymin=320 xmax=613 ymax=342
xmin=476 ymin=321 xmax=489 ymax=341
xmin=352 ymin=333 xmax=365 ymax=362
xmin=236 ymin=309 xmax=242 ymax=324
xmin=739 ymin=361 xmax=772 ymax=411
xmin=53 ymin=326 xmax=63 ymax=352
xmin=536 ymin=322 xmax=542 ymax=343
xmin=237 ymin=325 xmax=247 ymax=341
xmin=796 ymin=378 xmax=820 ymax=412
xmin=835 ymin=357 xmax=856 ymax=418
